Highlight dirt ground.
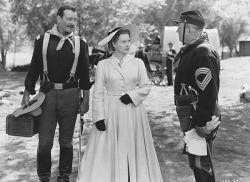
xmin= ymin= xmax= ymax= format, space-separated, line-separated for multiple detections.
xmin=1 ymin=57 xmax=250 ymax=182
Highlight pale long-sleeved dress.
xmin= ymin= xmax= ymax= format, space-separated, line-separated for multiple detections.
xmin=77 ymin=54 xmax=163 ymax=182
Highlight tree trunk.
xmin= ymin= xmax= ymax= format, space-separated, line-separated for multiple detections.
xmin=1 ymin=48 xmax=6 ymax=71
xmin=0 ymin=62 xmax=4 ymax=71
xmin=234 ymin=46 xmax=240 ymax=56
xmin=229 ymin=48 xmax=233 ymax=57
xmin=221 ymin=41 xmax=224 ymax=59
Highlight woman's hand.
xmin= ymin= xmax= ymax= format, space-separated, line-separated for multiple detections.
xmin=120 ymin=94 xmax=133 ymax=105
xmin=95 ymin=119 xmax=106 ymax=131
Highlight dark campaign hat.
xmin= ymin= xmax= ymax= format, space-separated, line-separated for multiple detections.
xmin=173 ymin=10 xmax=205 ymax=27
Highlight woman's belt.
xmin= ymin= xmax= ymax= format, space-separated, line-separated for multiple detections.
xmin=107 ymin=92 xmax=125 ymax=96
xmin=107 ymin=89 xmax=136 ymax=96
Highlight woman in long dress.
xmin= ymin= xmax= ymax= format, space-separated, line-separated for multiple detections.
xmin=77 ymin=24 xmax=163 ymax=182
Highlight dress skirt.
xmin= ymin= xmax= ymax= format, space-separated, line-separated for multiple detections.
xmin=77 ymin=94 xmax=163 ymax=182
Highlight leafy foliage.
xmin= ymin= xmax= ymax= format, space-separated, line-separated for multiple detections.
xmin=0 ymin=0 xmax=17 ymax=70
xmin=220 ymin=17 xmax=246 ymax=56
xmin=210 ymin=0 xmax=249 ymax=56
xmin=11 ymin=64 xmax=30 ymax=72
xmin=5 ymin=0 xmax=250 ymax=65
xmin=9 ymin=0 xmax=140 ymax=45
xmin=73 ymin=0 xmax=139 ymax=45
xmin=135 ymin=0 xmax=249 ymax=57
xmin=10 ymin=0 xmax=61 ymax=40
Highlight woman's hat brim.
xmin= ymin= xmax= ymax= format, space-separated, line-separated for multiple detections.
xmin=98 ymin=24 xmax=139 ymax=46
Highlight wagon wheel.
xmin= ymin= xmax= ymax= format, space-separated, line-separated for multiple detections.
xmin=151 ymin=71 xmax=163 ymax=85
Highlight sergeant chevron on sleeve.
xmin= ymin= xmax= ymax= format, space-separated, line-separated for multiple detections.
xmin=173 ymin=10 xmax=221 ymax=182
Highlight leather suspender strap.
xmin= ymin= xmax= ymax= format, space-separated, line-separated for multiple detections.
xmin=42 ymin=33 xmax=50 ymax=75
xmin=69 ymin=35 xmax=80 ymax=77
xmin=42 ymin=33 xmax=81 ymax=82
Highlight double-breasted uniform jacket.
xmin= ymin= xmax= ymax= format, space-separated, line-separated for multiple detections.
xmin=174 ymin=36 xmax=220 ymax=127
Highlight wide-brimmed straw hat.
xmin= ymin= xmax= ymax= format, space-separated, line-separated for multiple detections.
xmin=13 ymin=92 xmax=45 ymax=117
xmin=98 ymin=24 xmax=139 ymax=46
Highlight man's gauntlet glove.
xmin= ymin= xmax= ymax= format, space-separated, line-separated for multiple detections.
xmin=195 ymin=116 xmax=221 ymax=138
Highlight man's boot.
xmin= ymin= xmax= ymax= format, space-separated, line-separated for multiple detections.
xmin=37 ymin=152 xmax=51 ymax=182
xmin=57 ymin=146 xmax=73 ymax=182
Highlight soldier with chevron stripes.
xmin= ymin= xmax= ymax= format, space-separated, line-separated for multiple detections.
xmin=173 ymin=10 xmax=221 ymax=182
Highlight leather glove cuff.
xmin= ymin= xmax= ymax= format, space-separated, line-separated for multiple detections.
xmin=120 ymin=94 xmax=133 ymax=105
xmin=95 ymin=119 xmax=106 ymax=131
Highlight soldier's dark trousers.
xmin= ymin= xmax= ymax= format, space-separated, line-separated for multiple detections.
xmin=166 ymin=57 xmax=173 ymax=86
xmin=37 ymin=152 xmax=51 ymax=182
xmin=57 ymin=146 xmax=73 ymax=182
xmin=192 ymin=167 xmax=214 ymax=182
xmin=37 ymin=88 xmax=80 ymax=181
xmin=188 ymin=143 xmax=215 ymax=182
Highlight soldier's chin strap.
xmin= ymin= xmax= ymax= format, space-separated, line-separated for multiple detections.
xmin=182 ymin=20 xmax=187 ymax=45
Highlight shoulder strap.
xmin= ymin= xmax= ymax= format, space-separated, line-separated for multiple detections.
xmin=42 ymin=33 xmax=50 ymax=75
xmin=42 ymin=33 xmax=81 ymax=82
xmin=69 ymin=35 xmax=80 ymax=77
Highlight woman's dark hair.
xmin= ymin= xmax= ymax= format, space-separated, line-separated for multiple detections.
xmin=108 ymin=29 xmax=130 ymax=52
xmin=57 ymin=5 xmax=76 ymax=18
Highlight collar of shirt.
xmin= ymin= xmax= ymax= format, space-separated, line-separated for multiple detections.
xmin=112 ymin=54 xmax=133 ymax=67
xmin=47 ymin=24 xmax=75 ymax=53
